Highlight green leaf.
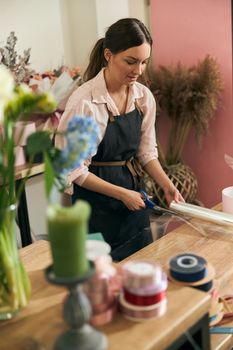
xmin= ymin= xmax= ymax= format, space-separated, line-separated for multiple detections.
xmin=44 ymin=152 xmax=55 ymax=199
xmin=26 ymin=131 xmax=52 ymax=156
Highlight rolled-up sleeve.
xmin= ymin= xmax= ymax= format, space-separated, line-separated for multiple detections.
xmin=136 ymin=87 xmax=158 ymax=166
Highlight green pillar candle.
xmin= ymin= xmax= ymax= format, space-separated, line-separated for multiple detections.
xmin=47 ymin=200 xmax=90 ymax=278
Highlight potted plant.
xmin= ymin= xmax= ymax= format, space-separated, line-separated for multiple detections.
xmin=142 ymin=55 xmax=223 ymax=206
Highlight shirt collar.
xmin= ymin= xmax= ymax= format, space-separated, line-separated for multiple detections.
xmin=91 ymin=68 xmax=144 ymax=105
xmin=91 ymin=69 xmax=108 ymax=104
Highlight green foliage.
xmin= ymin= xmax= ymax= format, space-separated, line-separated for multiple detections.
xmin=26 ymin=131 xmax=52 ymax=156
xmin=44 ymin=152 xmax=55 ymax=199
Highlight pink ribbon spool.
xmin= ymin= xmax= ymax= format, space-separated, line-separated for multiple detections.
xmin=125 ymin=272 xmax=168 ymax=297
xmin=84 ymin=240 xmax=121 ymax=325
xmin=90 ymin=299 xmax=118 ymax=326
xmin=119 ymin=293 xmax=167 ymax=321
xmin=121 ymin=260 xmax=164 ymax=290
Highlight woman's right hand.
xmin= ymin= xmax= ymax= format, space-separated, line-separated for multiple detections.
xmin=119 ymin=189 xmax=146 ymax=211
xmin=81 ymin=173 xmax=146 ymax=211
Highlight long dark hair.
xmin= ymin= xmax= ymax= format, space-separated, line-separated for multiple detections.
xmin=83 ymin=18 xmax=153 ymax=82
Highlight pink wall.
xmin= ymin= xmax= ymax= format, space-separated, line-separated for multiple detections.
xmin=150 ymin=0 xmax=233 ymax=207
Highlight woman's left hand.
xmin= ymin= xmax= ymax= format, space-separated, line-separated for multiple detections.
xmin=164 ymin=187 xmax=185 ymax=206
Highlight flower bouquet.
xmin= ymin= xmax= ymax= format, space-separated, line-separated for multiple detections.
xmin=29 ymin=65 xmax=82 ymax=134
xmin=0 ymin=63 xmax=99 ymax=319
xmin=0 ymin=65 xmax=56 ymax=319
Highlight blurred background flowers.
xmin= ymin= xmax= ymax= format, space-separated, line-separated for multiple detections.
xmin=0 ymin=31 xmax=82 ymax=136
xmin=0 ymin=32 xmax=98 ymax=318
xmin=0 ymin=64 xmax=56 ymax=318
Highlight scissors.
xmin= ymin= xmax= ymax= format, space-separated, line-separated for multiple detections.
xmin=140 ymin=190 xmax=175 ymax=215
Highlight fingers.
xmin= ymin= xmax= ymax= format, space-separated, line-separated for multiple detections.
xmin=165 ymin=188 xmax=185 ymax=205
xmin=122 ymin=190 xmax=146 ymax=211
xmin=175 ymin=190 xmax=185 ymax=203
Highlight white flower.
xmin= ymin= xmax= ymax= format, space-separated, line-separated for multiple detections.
xmin=0 ymin=65 xmax=14 ymax=100
xmin=0 ymin=65 xmax=14 ymax=123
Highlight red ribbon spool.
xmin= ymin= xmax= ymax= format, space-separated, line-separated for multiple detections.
xmin=123 ymin=288 xmax=166 ymax=306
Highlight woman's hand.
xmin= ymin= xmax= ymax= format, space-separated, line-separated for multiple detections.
xmin=164 ymin=186 xmax=185 ymax=206
xmin=120 ymin=189 xmax=146 ymax=211
xmin=143 ymin=160 xmax=185 ymax=207
xmin=81 ymin=173 xmax=146 ymax=210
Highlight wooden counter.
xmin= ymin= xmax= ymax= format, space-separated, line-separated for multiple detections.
xmin=0 ymin=240 xmax=210 ymax=350
xmin=1 ymin=208 xmax=233 ymax=349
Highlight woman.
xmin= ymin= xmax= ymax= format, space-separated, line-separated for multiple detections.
xmin=57 ymin=18 xmax=184 ymax=261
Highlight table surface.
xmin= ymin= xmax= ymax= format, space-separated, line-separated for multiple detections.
xmin=1 ymin=204 xmax=233 ymax=350
xmin=15 ymin=162 xmax=44 ymax=180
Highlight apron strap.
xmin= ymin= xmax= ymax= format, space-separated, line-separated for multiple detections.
xmin=107 ymin=99 xmax=143 ymax=123
xmin=91 ymin=157 xmax=138 ymax=177
xmin=134 ymin=99 xmax=143 ymax=116
xmin=108 ymin=110 xmax=115 ymax=122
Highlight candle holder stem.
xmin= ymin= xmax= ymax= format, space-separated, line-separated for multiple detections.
xmin=46 ymin=265 xmax=108 ymax=350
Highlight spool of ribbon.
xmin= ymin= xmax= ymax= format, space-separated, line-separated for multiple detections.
xmin=90 ymin=299 xmax=117 ymax=327
xmin=121 ymin=261 xmax=163 ymax=290
xmin=123 ymin=288 xmax=166 ymax=306
xmin=168 ymin=262 xmax=215 ymax=293
xmin=119 ymin=293 xmax=167 ymax=321
xmin=84 ymin=242 xmax=121 ymax=326
xmin=193 ymin=277 xmax=213 ymax=292
xmin=124 ymin=271 xmax=168 ymax=297
xmin=169 ymin=253 xmax=207 ymax=282
xmin=84 ymin=258 xmax=113 ymax=306
xmin=209 ymin=301 xmax=224 ymax=327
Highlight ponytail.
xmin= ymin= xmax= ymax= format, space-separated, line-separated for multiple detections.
xmin=83 ymin=38 xmax=106 ymax=82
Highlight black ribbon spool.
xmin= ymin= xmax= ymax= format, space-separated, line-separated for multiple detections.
xmin=193 ymin=279 xmax=213 ymax=292
xmin=169 ymin=253 xmax=207 ymax=283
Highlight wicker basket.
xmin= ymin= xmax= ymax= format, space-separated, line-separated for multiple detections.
xmin=142 ymin=163 xmax=198 ymax=208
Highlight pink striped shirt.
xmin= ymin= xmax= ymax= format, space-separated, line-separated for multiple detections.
xmin=56 ymin=68 xmax=158 ymax=187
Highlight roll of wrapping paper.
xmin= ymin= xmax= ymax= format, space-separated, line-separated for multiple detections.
xmin=169 ymin=201 xmax=233 ymax=227
xmin=119 ymin=293 xmax=167 ymax=321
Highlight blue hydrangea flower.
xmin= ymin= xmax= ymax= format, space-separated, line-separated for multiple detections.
xmin=53 ymin=115 xmax=99 ymax=176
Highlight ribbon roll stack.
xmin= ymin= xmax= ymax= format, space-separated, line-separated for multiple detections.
xmin=168 ymin=253 xmax=215 ymax=292
xmin=119 ymin=261 xmax=168 ymax=321
xmin=168 ymin=253 xmax=223 ymax=326
xmin=84 ymin=241 xmax=121 ymax=326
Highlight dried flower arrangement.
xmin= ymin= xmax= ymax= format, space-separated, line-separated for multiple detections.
xmin=151 ymin=55 xmax=223 ymax=166
xmin=137 ymin=55 xmax=223 ymax=206
xmin=0 ymin=32 xmax=34 ymax=84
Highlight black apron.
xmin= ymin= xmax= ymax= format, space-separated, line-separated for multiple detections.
xmin=72 ymin=105 xmax=152 ymax=261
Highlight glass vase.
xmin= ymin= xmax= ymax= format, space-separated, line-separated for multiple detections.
xmin=0 ymin=204 xmax=31 ymax=320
